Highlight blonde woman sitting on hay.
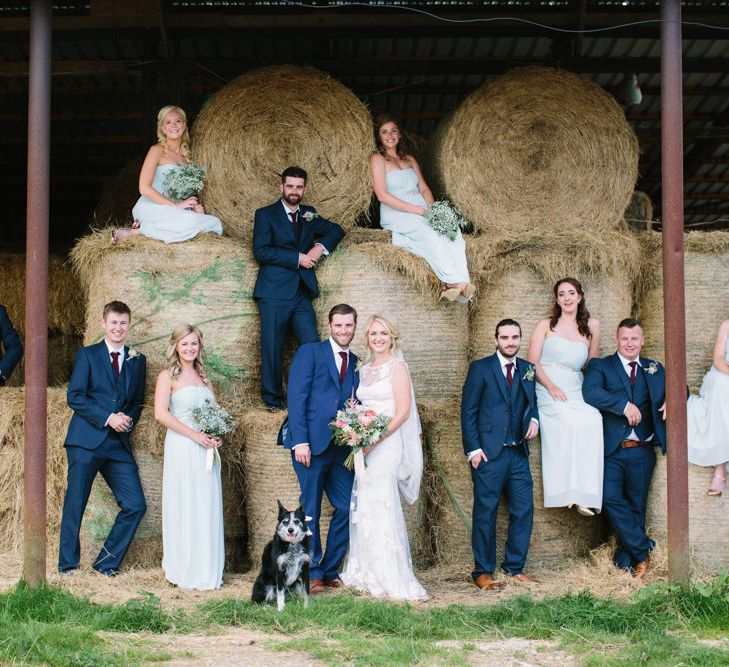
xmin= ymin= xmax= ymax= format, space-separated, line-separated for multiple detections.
xmin=370 ymin=114 xmax=475 ymax=303
xmin=112 ymin=105 xmax=222 ymax=245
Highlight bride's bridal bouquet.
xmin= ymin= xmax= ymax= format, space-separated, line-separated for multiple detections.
xmin=190 ymin=398 xmax=234 ymax=472
xmin=331 ymin=399 xmax=391 ymax=473
xmin=163 ymin=162 xmax=207 ymax=201
xmin=424 ymin=200 xmax=468 ymax=241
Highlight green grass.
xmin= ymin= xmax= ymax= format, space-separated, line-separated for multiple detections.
xmin=2 ymin=574 xmax=729 ymax=666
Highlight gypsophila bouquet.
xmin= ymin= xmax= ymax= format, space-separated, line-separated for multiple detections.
xmin=190 ymin=398 xmax=234 ymax=471
xmin=423 ymin=200 xmax=468 ymax=241
xmin=330 ymin=398 xmax=391 ymax=470
xmin=163 ymin=163 xmax=207 ymax=201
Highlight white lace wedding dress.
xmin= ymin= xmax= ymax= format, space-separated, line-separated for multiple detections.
xmin=341 ymin=357 xmax=427 ymax=600
xmin=162 ymin=385 xmax=224 ymax=590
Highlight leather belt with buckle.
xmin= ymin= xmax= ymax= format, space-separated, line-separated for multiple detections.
xmin=621 ymin=440 xmax=652 ymax=449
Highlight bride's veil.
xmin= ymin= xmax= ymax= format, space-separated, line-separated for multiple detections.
xmin=394 ymin=349 xmax=423 ymax=505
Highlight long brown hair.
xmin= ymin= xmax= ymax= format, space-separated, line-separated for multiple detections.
xmin=156 ymin=105 xmax=191 ymax=162
xmin=373 ymin=113 xmax=411 ymax=161
xmin=549 ymin=277 xmax=592 ymax=339
xmin=165 ymin=324 xmax=209 ymax=383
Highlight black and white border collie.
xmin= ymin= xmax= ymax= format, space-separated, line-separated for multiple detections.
xmin=251 ymin=500 xmax=312 ymax=611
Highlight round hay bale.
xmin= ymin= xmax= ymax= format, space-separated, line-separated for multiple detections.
xmin=637 ymin=231 xmax=729 ymax=386
xmin=468 ymin=231 xmax=641 ymax=360
xmin=70 ymin=232 xmax=260 ymax=400
xmin=82 ymin=399 xmax=248 ymax=571
xmin=315 ymin=237 xmax=468 ymax=401
xmin=92 ymin=155 xmax=145 ymax=228
xmin=0 ymin=388 xmax=72 ymax=559
xmin=624 ymin=191 xmax=654 ymax=233
xmin=192 ymin=66 xmax=374 ymax=240
xmin=646 ymin=455 xmax=729 ymax=574
xmin=1 ymin=251 xmax=85 ymax=337
xmin=432 ymin=67 xmax=638 ymax=238
xmin=237 ymin=407 xmax=334 ymax=568
xmin=420 ymin=399 xmax=607 ymax=574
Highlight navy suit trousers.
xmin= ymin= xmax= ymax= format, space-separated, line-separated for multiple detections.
xmin=292 ymin=443 xmax=354 ymax=581
xmin=257 ymin=286 xmax=319 ymax=407
xmin=603 ymin=444 xmax=656 ymax=567
xmin=58 ymin=438 xmax=146 ymax=574
xmin=471 ymin=446 xmax=533 ymax=578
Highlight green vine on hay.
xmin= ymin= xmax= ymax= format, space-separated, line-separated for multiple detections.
xmin=424 ymin=433 xmax=472 ymax=534
xmin=204 ymin=349 xmax=247 ymax=389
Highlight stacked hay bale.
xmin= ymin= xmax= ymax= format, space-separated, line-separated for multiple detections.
xmin=69 ymin=232 xmax=254 ymax=569
xmin=467 ymin=230 xmax=642 ymax=360
xmin=193 ymin=65 xmax=374 ymax=240
xmin=636 ymin=230 xmax=729 ymax=572
xmin=624 ymin=191 xmax=654 ymax=233
xmin=420 ymin=400 xmax=606 ymax=575
xmin=0 ymin=388 xmax=71 ymax=558
xmin=2 ymin=252 xmax=84 ymax=387
xmin=315 ymin=232 xmax=468 ymax=402
xmin=430 ymin=66 xmax=638 ymax=239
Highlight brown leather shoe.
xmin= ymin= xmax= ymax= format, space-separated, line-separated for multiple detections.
xmin=310 ymin=578 xmax=328 ymax=595
xmin=473 ymin=573 xmax=505 ymax=590
xmin=323 ymin=577 xmax=343 ymax=589
xmin=633 ymin=557 xmax=650 ymax=579
xmin=510 ymin=573 xmax=540 ymax=585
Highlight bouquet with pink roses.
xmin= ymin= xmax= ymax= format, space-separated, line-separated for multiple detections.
xmin=330 ymin=398 xmax=391 ymax=470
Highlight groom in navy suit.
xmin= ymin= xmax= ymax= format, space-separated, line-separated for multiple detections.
xmin=583 ymin=318 xmax=666 ymax=579
xmin=58 ymin=301 xmax=147 ymax=575
xmin=461 ymin=318 xmax=540 ymax=590
xmin=253 ymin=166 xmax=345 ymax=409
xmin=285 ymin=303 xmax=358 ymax=594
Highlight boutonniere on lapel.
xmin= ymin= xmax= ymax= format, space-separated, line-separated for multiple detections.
xmin=127 ymin=348 xmax=140 ymax=360
xmin=301 ymin=211 xmax=318 ymax=223
xmin=522 ymin=366 xmax=535 ymax=382
xmin=644 ymin=362 xmax=658 ymax=375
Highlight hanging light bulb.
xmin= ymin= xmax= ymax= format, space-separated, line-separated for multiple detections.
xmin=616 ymin=73 xmax=643 ymax=107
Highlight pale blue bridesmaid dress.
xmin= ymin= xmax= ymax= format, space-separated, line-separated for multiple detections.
xmin=132 ymin=164 xmax=223 ymax=244
xmin=379 ymin=168 xmax=470 ymax=284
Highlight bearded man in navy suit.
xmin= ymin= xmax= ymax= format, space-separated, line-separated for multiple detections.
xmin=284 ymin=303 xmax=359 ymax=595
xmin=58 ymin=301 xmax=147 ymax=575
xmin=583 ymin=318 xmax=666 ymax=579
xmin=253 ymin=166 xmax=345 ymax=410
xmin=461 ymin=318 xmax=540 ymax=590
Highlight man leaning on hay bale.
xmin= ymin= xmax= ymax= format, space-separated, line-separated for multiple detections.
xmin=252 ymin=166 xmax=345 ymax=410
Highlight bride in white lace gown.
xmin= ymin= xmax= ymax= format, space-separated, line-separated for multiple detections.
xmin=154 ymin=324 xmax=224 ymax=590
xmin=341 ymin=315 xmax=427 ymax=600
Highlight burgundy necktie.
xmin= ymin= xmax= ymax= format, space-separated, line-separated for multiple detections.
xmin=289 ymin=210 xmax=298 ymax=234
xmin=111 ymin=351 xmax=120 ymax=378
xmin=505 ymin=362 xmax=514 ymax=389
xmin=629 ymin=361 xmax=638 ymax=384
xmin=339 ymin=351 xmax=348 ymax=384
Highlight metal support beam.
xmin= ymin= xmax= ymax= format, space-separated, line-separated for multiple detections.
xmin=660 ymin=0 xmax=690 ymax=588
xmin=23 ymin=0 xmax=52 ymax=586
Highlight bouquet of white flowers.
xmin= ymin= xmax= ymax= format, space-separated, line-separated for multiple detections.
xmin=190 ymin=398 xmax=233 ymax=471
xmin=423 ymin=200 xmax=468 ymax=241
xmin=162 ymin=163 xmax=207 ymax=201
xmin=330 ymin=398 xmax=391 ymax=474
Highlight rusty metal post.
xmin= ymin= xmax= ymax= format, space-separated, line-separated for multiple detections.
xmin=660 ymin=0 xmax=690 ymax=587
xmin=23 ymin=0 xmax=52 ymax=586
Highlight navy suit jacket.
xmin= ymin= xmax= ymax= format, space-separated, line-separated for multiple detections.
xmin=65 ymin=341 xmax=146 ymax=452
xmin=285 ymin=340 xmax=359 ymax=455
xmin=461 ymin=354 xmax=539 ymax=460
xmin=0 ymin=305 xmax=23 ymax=383
xmin=252 ymin=200 xmax=345 ymax=301
xmin=582 ymin=353 xmax=666 ymax=456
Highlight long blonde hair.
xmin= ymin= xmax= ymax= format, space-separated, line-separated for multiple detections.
xmin=362 ymin=314 xmax=401 ymax=364
xmin=156 ymin=105 xmax=191 ymax=161
xmin=165 ymin=324 xmax=208 ymax=383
